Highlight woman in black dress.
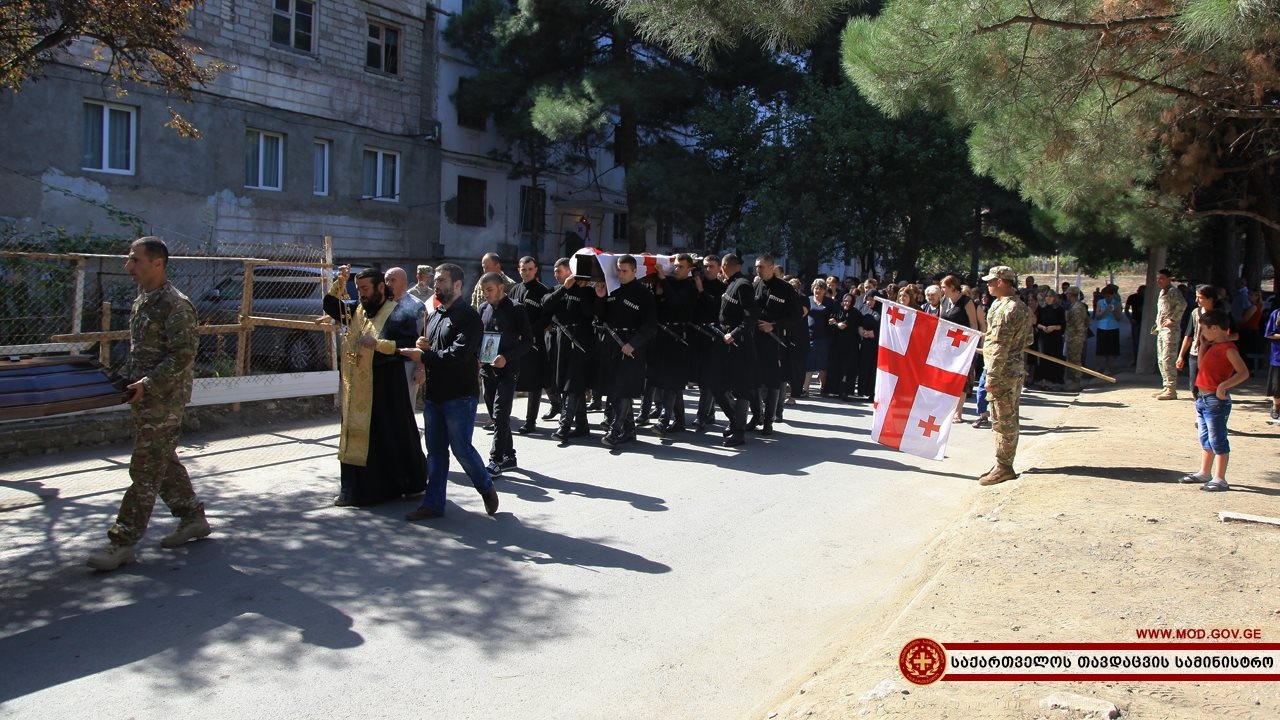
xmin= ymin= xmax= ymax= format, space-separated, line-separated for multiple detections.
xmin=1034 ymin=289 xmax=1066 ymax=388
xmin=826 ymin=291 xmax=862 ymax=399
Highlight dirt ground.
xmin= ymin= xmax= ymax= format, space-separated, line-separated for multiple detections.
xmin=758 ymin=374 xmax=1280 ymax=719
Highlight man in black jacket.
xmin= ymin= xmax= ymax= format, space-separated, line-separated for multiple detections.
xmin=752 ymin=254 xmax=803 ymax=435
xmin=399 ymin=263 xmax=499 ymax=521
xmin=712 ymin=254 xmax=758 ymax=447
xmin=479 ymin=272 xmax=532 ymax=475
xmin=595 ymin=255 xmax=658 ymax=448
xmin=508 ymin=256 xmax=555 ymax=433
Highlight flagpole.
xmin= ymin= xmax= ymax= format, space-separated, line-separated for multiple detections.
xmin=1024 ymin=348 xmax=1117 ymax=383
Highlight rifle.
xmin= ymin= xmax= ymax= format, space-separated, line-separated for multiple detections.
xmin=658 ymin=323 xmax=690 ymax=347
xmin=757 ymin=326 xmax=789 ymax=349
xmin=600 ymin=322 xmax=633 ymax=359
xmin=686 ymin=322 xmax=720 ymax=342
xmin=550 ymin=316 xmax=587 ymax=353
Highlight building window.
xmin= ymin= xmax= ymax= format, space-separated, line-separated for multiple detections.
xmin=612 ymin=213 xmax=628 ymax=241
xmin=456 ymin=77 xmax=486 ymax=130
xmin=245 ymin=129 xmax=284 ymax=190
xmin=82 ymin=101 xmax=135 ymax=174
xmin=312 ymin=139 xmax=330 ymax=196
xmin=519 ymin=185 xmax=546 ymax=233
xmin=362 ymin=148 xmax=399 ymax=202
xmin=272 ymin=0 xmax=314 ymax=52
xmin=366 ymin=20 xmax=399 ymax=74
xmin=457 ymin=176 xmax=487 ymax=226
xmin=657 ymin=213 xmax=674 ymax=246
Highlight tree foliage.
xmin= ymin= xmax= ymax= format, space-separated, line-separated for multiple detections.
xmin=1 ymin=0 xmax=220 ymax=135
xmin=841 ymin=0 xmax=1280 ymax=271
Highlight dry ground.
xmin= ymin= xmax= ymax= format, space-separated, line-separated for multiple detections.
xmin=758 ymin=376 xmax=1280 ymax=719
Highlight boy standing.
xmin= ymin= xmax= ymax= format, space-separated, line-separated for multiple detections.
xmin=1179 ymin=310 xmax=1249 ymax=492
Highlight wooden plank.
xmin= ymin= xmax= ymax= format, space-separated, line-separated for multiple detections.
xmin=242 ymin=315 xmax=338 ymax=332
xmin=188 ymin=371 xmax=338 ymax=406
xmin=50 ymin=324 xmax=242 ymax=343
xmin=1219 ymin=511 xmax=1280 ymax=528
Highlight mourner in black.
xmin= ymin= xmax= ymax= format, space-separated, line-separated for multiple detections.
xmin=828 ymin=291 xmax=863 ymax=399
xmin=650 ymin=254 xmax=699 ymax=434
xmin=542 ymin=258 xmax=598 ymax=441
xmin=479 ymin=272 xmax=533 ymax=475
xmin=594 ymin=255 xmax=658 ymax=448
xmin=854 ymin=286 xmax=883 ymax=399
xmin=509 ymin=256 xmax=556 ymax=433
xmin=711 ymin=254 xmax=759 ymax=447
xmin=691 ymin=254 xmax=726 ymax=430
xmin=751 ymin=254 xmax=803 ymax=435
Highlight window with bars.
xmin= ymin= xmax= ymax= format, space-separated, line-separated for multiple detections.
xmin=366 ymin=20 xmax=399 ymax=74
xmin=82 ymin=101 xmax=135 ymax=174
xmin=245 ymin=129 xmax=284 ymax=190
xmin=362 ymin=148 xmax=399 ymax=202
xmin=457 ymin=176 xmax=487 ymax=226
xmin=272 ymin=0 xmax=314 ymax=52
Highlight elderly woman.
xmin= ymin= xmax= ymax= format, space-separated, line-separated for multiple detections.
xmin=808 ymin=279 xmax=837 ymax=394
xmin=1034 ymin=289 xmax=1067 ymax=389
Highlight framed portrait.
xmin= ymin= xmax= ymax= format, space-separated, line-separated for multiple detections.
xmin=480 ymin=332 xmax=502 ymax=364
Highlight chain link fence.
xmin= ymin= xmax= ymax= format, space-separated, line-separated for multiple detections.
xmin=0 ymin=232 xmax=341 ymax=386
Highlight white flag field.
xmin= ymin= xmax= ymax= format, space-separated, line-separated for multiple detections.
xmin=870 ymin=299 xmax=981 ymax=461
xmin=572 ymin=247 xmax=677 ymax=294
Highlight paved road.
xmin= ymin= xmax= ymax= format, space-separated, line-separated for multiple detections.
xmin=0 ymin=389 xmax=1074 ymax=719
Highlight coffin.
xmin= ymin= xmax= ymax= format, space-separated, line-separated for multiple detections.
xmin=0 ymin=355 xmax=128 ymax=422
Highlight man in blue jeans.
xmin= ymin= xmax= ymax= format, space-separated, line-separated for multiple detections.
xmin=399 ymin=263 xmax=500 ymax=520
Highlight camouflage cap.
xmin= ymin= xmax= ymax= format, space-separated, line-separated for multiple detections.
xmin=416 ymin=264 xmax=434 ymax=277
xmin=981 ymin=265 xmax=1017 ymax=283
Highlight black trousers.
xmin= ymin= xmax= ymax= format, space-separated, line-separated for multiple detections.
xmin=483 ymin=370 xmax=517 ymax=461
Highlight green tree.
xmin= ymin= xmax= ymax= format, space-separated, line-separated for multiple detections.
xmin=2 ymin=0 xmax=220 ymax=135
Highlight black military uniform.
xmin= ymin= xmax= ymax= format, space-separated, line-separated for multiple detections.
xmin=691 ymin=273 xmax=726 ymax=429
xmin=509 ymin=277 xmax=556 ymax=432
xmin=596 ymin=277 xmax=657 ymax=446
xmin=651 ymin=273 xmax=698 ymax=433
xmin=752 ymin=274 xmax=803 ymax=434
xmin=541 ymin=281 xmax=597 ymax=440
xmin=479 ymin=296 xmax=532 ymax=472
xmin=711 ymin=271 xmax=758 ymax=447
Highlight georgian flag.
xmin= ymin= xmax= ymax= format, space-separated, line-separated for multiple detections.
xmin=870 ymin=299 xmax=981 ymax=460
xmin=573 ymin=247 xmax=677 ymax=294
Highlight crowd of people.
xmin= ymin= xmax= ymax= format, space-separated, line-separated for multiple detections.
xmin=82 ymin=237 xmax=1278 ymax=570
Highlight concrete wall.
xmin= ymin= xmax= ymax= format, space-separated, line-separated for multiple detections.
xmin=0 ymin=1 xmax=442 ymax=267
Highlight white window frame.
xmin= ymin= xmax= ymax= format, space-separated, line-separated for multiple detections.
xmin=362 ymin=148 xmax=400 ymax=202
xmin=245 ymin=129 xmax=285 ymax=191
xmin=82 ymin=101 xmax=136 ymax=175
xmin=312 ymin=139 xmax=330 ymax=196
xmin=366 ymin=19 xmax=400 ymax=75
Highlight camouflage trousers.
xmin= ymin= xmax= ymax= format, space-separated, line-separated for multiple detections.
xmin=1065 ymin=335 xmax=1085 ymax=387
xmin=988 ymin=380 xmax=1023 ymax=468
xmin=107 ymin=401 xmax=203 ymax=546
xmin=1156 ymin=328 xmax=1182 ymax=389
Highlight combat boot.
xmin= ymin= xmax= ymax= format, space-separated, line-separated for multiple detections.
xmin=1155 ymin=388 xmax=1178 ymax=400
xmin=86 ymin=543 xmax=136 ymax=571
xmin=978 ymin=465 xmax=1018 ymax=486
xmin=160 ymin=517 xmax=212 ymax=548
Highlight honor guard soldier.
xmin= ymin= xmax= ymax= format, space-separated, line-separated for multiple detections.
xmin=509 ymin=256 xmax=557 ymax=433
xmin=542 ymin=258 xmax=598 ymax=441
xmin=751 ymin=254 xmax=803 ymax=434
xmin=711 ymin=254 xmax=759 ymax=447
xmin=650 ymin=254 xmax=699 ymax=434
xmin=594 ymin=255 xmax=658 ymax=447
xmin=690 ymin=254 xmax=726 ymax=430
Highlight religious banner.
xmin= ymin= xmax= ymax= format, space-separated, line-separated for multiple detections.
xmin=870 ymin=298 xmax=981 ymax=460
xmin=572 ymin=247 xmax=677 ymax=294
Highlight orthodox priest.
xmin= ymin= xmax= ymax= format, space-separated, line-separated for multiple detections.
xmin=323 ymin=265 xmax=426 ymax=506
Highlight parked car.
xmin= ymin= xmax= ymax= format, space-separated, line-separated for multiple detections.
xmin=196 ymin=265 xmax=366 ymax=373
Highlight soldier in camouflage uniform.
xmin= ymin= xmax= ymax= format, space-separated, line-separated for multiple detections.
xmin=1151 ymin=268 xmax=1187 ymax=400
xmin=88 ymin=238 xmax=208 ymax=571
xmin=978 ymin=266 xmax=1034 ymax=486
xmin=1063 ymin=286 xmax=1090 ymax=392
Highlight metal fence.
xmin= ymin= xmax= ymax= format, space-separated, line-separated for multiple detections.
xmin=0 ymin=235 xmax=342 ymax=391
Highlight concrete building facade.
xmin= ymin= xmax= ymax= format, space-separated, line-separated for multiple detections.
xmin=0 ymin=0 xmax=442 ymax=266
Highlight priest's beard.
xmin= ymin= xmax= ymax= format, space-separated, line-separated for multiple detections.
xmin=360 ymin=297 xmax=385 ymax=317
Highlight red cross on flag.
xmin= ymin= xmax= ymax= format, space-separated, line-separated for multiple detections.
xmin=870 ymin=298 xmax=980 ymax=460
xmin=572 ymin=247 xmax=676 ymax=294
